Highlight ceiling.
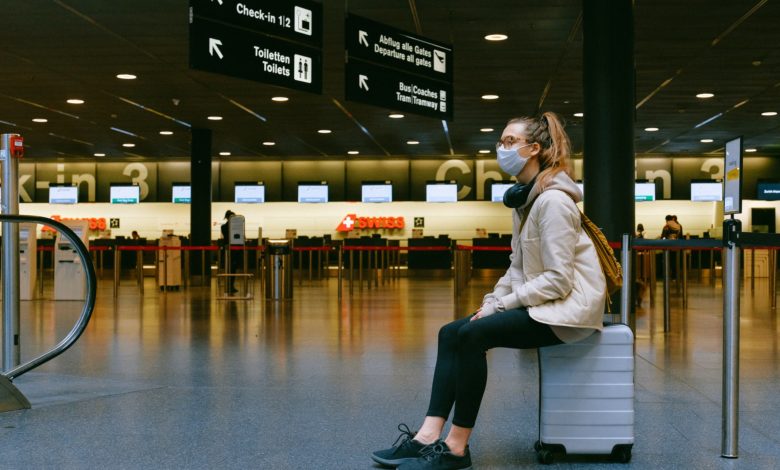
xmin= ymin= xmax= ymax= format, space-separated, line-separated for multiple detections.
xmin=1 ymin=0 xmax=779 ymax=161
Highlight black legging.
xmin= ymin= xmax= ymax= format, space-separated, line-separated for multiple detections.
xmin=425 ymin=308 xmax=563 ymax=428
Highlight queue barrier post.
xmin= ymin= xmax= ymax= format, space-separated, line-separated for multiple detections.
xmin=113 ymin=246 xmax=120 ymax=297
xmin=721 ymin=219 xmax=741 ymax=459
xmin=337 ymin=245 xmax=343 ymax=299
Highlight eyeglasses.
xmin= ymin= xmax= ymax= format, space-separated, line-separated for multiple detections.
xmin=496 ymin=135 xmax=531 ymax=150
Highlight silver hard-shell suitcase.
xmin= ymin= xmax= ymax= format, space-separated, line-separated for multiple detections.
xmin=536 ymin=323 xmax=634 ymax=464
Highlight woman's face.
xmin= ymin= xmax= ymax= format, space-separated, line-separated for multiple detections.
xmin=499 ymin=122 xmax=540 ymax=183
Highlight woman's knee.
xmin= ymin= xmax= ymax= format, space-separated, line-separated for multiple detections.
xmin=438 ymin=320 xmax=462 ymax=345
xmin=456 ymin=323 xmax=486 ymax=351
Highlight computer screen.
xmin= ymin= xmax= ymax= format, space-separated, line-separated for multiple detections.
xmin=757 ymin=179 xmax=780 ymax=201
xmin=298 ymin=182 xmax=328 ymax=203
xmin=635 ymin=182 xmax=656 ymax=202
xmin=234 ymin=183 xmax=265 ymax=203
xmin=172 ymin=184 xmax=191 ymax=203
xmin=361 ymin=181 xmax=392 ymax=203
xmin=110 ymin=184 xmax=140 ymax=204
xmin=426 ymin=182 xmax=458 ymax=202
xmin=690 ymin=180 xmax=723 ymax=202
xmin=490 ymin=182 xmax=515 ymax=202
xmin=48 ymin=185 xmax=78 ymax=204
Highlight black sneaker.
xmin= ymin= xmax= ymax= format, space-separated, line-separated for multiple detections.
xmin=397 ymin=441 xmax=472 ymax=470
xmin=371 ymin=423 xmax=429 ymax=467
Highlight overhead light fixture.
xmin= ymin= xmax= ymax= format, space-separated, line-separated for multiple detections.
xmin=122 ymin=143 xmax=135 ymax=148
xmin=347 ymin=150 xmax=360 ymax=155
xmin=481 ymin=94 xmax=499 ymax=100
xmin=116 ymin=73 xmax=137 ymax=80
xmin=696 ymin=93 xmax=714 ymax=99
xmin=219 ymin=151 xmax=231 ymax=156
xmin=94 ymin=153 xmax=106 ymax=157
xmin=317 ymin=129 xmax=332 ymax=134
xmin=484 ymin=34 xmax=508 ymax=41
xmin=478 ymin=150 xmax=491 ymax=154
xmin=388 ymin=113 xmax=405 ymax=119
xmin=66 ymin=99 xmax=85 ymax=104
xmin=207 ymin=115 xmax=223 ymax=121
xmin=262 ymin=141 xmax=275 ymax=146
xmin=644 ymin=127 xmax=659 ymax=132
xmin=761 ymin=111 xmax=777 ymax=116
xmin=271 ymin=96 xmax=289 ymax=102
xmin=573 ymin=112 xmax=584 ymax=118
xmin=480 ymin=128 xmax=494 ymax=132
xmin=745 ymin=148 xmax=757 ymax=153
xmin=159 ymin=130 xmax=173 ymax=135
xmin=700 ymin=138 xmax=714 ymax=143
xmin=32 ymin=118 xmax=48 ymax=123
xmin=407 ymin=140 xmax=419 ymax=145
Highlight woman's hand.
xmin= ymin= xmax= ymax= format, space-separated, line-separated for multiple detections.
xmin=471 ymin=301 xmax=500 ymax=321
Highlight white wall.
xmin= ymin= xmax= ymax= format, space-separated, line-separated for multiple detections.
xmin=18 ymin=200 xmax=780 ymax=241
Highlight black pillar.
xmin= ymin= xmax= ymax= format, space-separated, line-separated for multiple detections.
xmin=191 ymin=128 xmax=212 ymax=277
xmin=582 ymin=0 xmax=635 ymax=241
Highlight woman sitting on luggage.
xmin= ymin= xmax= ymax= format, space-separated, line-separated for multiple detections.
xmin=371 ymin=112 xmax=607 ymax=470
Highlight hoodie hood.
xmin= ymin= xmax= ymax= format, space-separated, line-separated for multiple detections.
xmin=520 ymin=171 xmax=581 ymax=209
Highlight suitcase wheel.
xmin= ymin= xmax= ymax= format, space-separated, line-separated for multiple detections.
xmin=533 ymin=440 xmax=542 ymax=452
xmin=537 ymin=448 xmax=554 ymax=465
xmin=611 ymin=444 xmax=632 ymax=463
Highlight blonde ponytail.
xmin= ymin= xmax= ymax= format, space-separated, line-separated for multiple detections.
xmin=506 ymin=112 xmax=572 ymax=188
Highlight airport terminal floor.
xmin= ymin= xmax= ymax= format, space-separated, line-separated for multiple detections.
xmin=2 ymin=272 xmax=780 ymax=469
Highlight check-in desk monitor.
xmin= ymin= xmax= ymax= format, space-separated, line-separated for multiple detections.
xmin=690 ymin=179 xmax=723 ymax=201
xmin=490 ymin=181 xmax=515 ymax=202
xmin=757 ymin=179 xmax=780 ymax=201
xmin=54 ymin=220 xmax=89 ymax=300
xmin=172 ymin=183 xmax=191 ymax=203
xmin=426 ymin=181 xmax=458 ymax=202
xmin=235 ymin=182 xmax=265 ymax=203
xmin=361 ymin=181 xmax=392 ymax=203
xmin=298 ymin=181 xmax=328 ymax=203
xmin=635 ymin=181 xmax=656 ymax=202
xmin=19 ymin=223 xmax=37 ymax=300
xmin=49 ymin=184 xmax=78 ymax=204
xmin=110 ymin=184 xmax=140 ymax=204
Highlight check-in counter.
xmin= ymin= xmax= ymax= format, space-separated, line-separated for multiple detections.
xmin=407 ymin=236 xmax=451 ymax=269
xmin=471 ymin=235 xmax=511 ymax=269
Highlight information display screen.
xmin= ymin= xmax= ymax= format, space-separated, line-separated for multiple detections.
xmin=361 ymin=181 xmax=392 ymax=203
xmin=298 ymin=182 xmax=328 ymax=203
xmin=110 ymin=184 xmax=140 ymax=204
xmin=426 ymin=182 xmax=458 ymax=202
xmin=757 ymin=180 xmax=780 ymax=201
xmin=690 ymin=180 xmax=723 ymax=201
xmin=635 ymin=182 xmax=656 ymax=202
xmin=49 ymin=185 xmax=78 ymax=204
xmin=234 ymin=183 xmax=265 ymax=203
xmin=172 ymin=184 xmax=191 ymax=203
xmin=490 ymin=182 xmax=514 ymax=202
xmin=724 ymin=137 xmax=742 ymax=214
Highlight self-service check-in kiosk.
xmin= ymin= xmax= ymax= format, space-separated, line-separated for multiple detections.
xmin=19 ymin=223 xmax=37 ymax=300
xmin=229 ymin=215 xmax=245 ymax=246
xmin=54 ymin=220 xmax=89 ymax=300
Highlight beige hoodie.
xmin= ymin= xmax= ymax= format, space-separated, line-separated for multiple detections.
xmin=484 ymin=172 xmax=607 ymax=342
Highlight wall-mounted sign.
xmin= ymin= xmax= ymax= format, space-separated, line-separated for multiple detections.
xmin=189 ymin=0 xmax=322 ymax=93
xmin=336 ymin=214 xmax=405 ymax=232
xmin=723 ymin=137 xmax=742 ymax=215
xmin=345 ymin=14 xmax=453 ymax=120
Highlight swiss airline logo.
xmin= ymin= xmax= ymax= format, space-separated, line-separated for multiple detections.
xmin=336 ymin=214 xmax=405 ymax=232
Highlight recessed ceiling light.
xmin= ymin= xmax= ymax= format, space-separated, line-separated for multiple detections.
xmin=122 ymin=143 xmax=135 ymax=148
xmin=644 ymin=127 xmax=659 ymax=132
xmin=745 ymin=148 xmax=757 ymax=153
xmin=388 ymin=113 xmax=405 ymax=119
xmin=219 ymin=151 xmax=231 ymax=156
xmin=481 ymin=94 xmax=499 ymax=100
xmin=262 ymin=141 xmax=275 ymax=146
xmin=480 ymin=128 xmax=494 ymax=132
xmin=700 ymin=138 xmax=714 ymax=143
xmin=484 ymin=34 xmax=508 ymax=41
xmin=347 ymin=150 xmax=360 ymax=155
xmin=159 ymin=130 xmax=173 ymax=135
xmin=32 ymin=118 xmax=48 ymax=123
xmin=207 ymin=115 xmax=223 ymax=121
xmin=116 ymin=73 xmax=137 ymax=80
xmin=573 ymin=112 xmax=584 ymax=117
xmin=317 ymin=129 xmax=332 ymax=134
xmin=94 ymin=153 xmax=105 ymax=157
xmin=271 ymin=96 xmax=289 ymax=102
xmin=66 ymin=99 xmax=85 ymax=104
xmin=696 ymin=93 xmax=714 ymax=99
xmin=761 ymin=111 xmax=777 ymax=116
xmin=407 ymin=140 xmax=419 ymax=145
xmin=478 ymin=150 xmax=491 ymax=154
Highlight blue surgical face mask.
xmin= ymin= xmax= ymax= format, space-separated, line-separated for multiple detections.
xmin=496 ymin=143 xmax=532 ymax=176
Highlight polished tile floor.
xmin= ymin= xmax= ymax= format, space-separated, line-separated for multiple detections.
xmin=1 ymin=270 xmax=779 ymax=469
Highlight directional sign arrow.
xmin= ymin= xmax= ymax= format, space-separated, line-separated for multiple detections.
xmin=358 ymin=74 xmax=369 ymax=91
xmin=358 ymin=30 xmax=369 ymax=47
xmin=211 ymin=0 xmax=223 ymax=5
xmin=209 ymin=38 xmax=224 ymax=59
